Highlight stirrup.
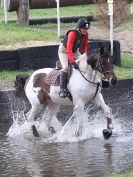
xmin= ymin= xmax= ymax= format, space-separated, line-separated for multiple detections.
xmin=59 ymin=89 xmax=68 ymax=98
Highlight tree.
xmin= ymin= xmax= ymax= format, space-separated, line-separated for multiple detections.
xmin=17 ymin=0 xmax=29 ymax=25
xmin=94 ymin=0 xmax=128 ymax=28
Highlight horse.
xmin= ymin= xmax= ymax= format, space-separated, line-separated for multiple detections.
xmin=21 ymin=46 xmax=117 ymax=140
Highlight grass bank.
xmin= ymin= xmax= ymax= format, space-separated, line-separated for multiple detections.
xmin=0 ymin=4 xmax=133 ymax=48
xmin=0 ymin=5 xmax=96 ymax=22
xmin=114 ymin=52 xmax=133 ymax=79
xmin=107 ymin=172 xmax=133 ymax=177
xmin=0 ymin=5 xmax=133 ymax=79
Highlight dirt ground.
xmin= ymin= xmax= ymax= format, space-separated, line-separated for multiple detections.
xmin=0 ymin=24 xmax=133 ymax=91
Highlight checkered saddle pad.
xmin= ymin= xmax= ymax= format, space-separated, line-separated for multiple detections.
xmin=45 ymin=69 xmax=61 ymax=86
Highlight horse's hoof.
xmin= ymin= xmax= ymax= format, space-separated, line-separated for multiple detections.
xmin=32 ymin=125 xmax=39 ymax=137
xmin=48 ymin=127 xmax=56 ymax=134
xmin=102 ymin=129 xmax=112 ymax=140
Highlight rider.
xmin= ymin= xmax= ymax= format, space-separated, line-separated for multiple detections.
xmin=58 ymin=18 xmax=90 ymax=98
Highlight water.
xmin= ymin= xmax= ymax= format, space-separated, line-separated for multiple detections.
xmin=0 ymin=85 xmax=133 ymax=177
xmin=0 ymin=100 xmax=133 ymax=177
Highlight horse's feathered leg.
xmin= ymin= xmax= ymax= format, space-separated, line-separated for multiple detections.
xmin=26 ymin=104 xmax=43 ymax=137
xmin=43 ymin=102 xmax=61 ymax=134
xmin=26 ymin=104 xmax=43 ymax=122
xmin=73 ymin=100 xmax=86 ymax=137
xmin=94 ymin=93 xmax=113 ymax=140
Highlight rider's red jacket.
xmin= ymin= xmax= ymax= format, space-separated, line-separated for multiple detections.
xmin=62 ymin=29 xmax=88 ymax=64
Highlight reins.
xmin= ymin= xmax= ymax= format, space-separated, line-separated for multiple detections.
xmin=78 ymin=68 xmax=101 ymax=99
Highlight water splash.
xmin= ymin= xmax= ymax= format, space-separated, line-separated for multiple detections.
xmin=7 ymin=104 xmax=133 ymax=144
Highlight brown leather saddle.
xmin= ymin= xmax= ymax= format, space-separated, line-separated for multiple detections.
xmin=45 ymin=61 xmax=72 ymax=86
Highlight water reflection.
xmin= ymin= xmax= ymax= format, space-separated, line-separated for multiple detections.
xmin=0 ymin=129 xmax=133 ymax=177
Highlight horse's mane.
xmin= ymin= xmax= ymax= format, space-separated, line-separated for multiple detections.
xmin=87 ymin=48 xmax=100 ymax=57
xmin=77 ymin=53 xmax=87 ymax=61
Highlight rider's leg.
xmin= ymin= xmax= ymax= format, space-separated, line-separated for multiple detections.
xmin=59 ymin=71 xmax=68 ymax=98
xmin=58 ymin=43 xmax=69 ymax=98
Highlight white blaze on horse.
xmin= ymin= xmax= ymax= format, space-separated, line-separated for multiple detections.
xmin=19 ymin=46 xmax=117 ymax=140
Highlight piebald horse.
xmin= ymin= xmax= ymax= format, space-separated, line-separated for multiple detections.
xmin=23 ymin=47 xmax=117 ymax=139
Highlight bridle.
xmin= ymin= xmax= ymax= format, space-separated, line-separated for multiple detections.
xmin=77 ymin=53 xmax=114 ymax=99
xmin=95 ymin=53 xmax=114 ymax=80
xmin=78 ymin=68 xmax=101 ymax=99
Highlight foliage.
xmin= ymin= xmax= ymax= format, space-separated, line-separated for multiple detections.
xmin=94 ymin=0 xmax=129 ymax=28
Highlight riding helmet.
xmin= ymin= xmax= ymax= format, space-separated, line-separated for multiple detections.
xmin=76 ymin=18 xmax=90 ymax=29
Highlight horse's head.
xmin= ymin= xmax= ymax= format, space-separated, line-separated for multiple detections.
xmin=87 ymin=46 xmax=117 ymax=87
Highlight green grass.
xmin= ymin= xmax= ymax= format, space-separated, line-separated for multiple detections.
xmin=114 ymin=67 xmax=133 ymax=79
xmin=0 ymin=5 xmax=133 ymax=79
xmin=30 ymin=4 xmax=96 ymax=18
xmin=107 ymin=172 xmax=133 ymax=177
xmin=0 ymin=70 xmax=33 ymax=80
xmin=0 ymin=5 xmax=96 ymax=22
xmin=0 ymin=22 xmax=59 ymax=46
xmin=114 ymin=52 xmax=133 ymax=79
xmin=121 ymin=52 xmax=133 ymax=67
xmin=0 ymin=4 xmax=96 ymax=46
xmin=0 ymin=4 xmax=133 ymax=47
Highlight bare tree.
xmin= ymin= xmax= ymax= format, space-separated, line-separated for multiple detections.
xmin=94 ymin=0 xmax=128 ymax=28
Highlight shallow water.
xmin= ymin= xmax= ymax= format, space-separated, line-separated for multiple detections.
xmin=0 ymin=99 xmax=133 ymax=177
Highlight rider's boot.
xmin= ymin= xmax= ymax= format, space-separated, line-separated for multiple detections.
xmin=59 ymin=71 xmax=68 ymax=98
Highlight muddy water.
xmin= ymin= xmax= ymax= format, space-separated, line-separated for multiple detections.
xmin=0 ymin=79 xmax=133 ymax=177
xmin=0 ymin=100 xmax=133 ymax=177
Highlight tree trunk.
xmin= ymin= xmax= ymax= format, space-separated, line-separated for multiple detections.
xmin=17 ymin=0 xmax=29 ymax=25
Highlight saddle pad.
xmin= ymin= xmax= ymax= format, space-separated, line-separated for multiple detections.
xmin=45 ymin=69 xmax=61 ymax=86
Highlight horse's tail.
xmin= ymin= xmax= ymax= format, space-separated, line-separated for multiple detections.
xmin=15 ymin=74 xmax=30 ymax=91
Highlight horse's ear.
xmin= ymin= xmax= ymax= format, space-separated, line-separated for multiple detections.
xmin=100 ymin=46 xmax=104 ymax=55
xmin=87 ymin=54 xmax=97 ymax=69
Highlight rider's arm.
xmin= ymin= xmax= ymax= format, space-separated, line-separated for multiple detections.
xmin=66 ymin=31 xmax=76 ymax=64
xmin=82 ymin=32 xmax=88 ymax=53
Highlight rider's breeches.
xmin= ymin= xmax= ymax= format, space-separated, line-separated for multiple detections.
xmin=58 ymin=43 xmax=81 ymax=73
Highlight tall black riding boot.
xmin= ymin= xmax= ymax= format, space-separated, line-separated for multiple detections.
xmin=59 ymin=71 xmax=68 ymax=98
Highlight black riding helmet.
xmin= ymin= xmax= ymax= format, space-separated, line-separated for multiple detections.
xmin=76 ymin=18 xmax=90 ymax=29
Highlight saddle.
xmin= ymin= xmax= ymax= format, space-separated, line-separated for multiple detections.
xmin=45 ymin=61 xmax=72 ymax=86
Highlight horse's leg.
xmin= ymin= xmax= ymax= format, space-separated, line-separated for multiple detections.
xmin=25 ymin=104 xmax=43 ymax=137
xmin=94 ymin=93 xmax=113 ymax=139
xmin=73 ymin=100 xmax=86 ymax=137
xmin=42 ymin=102 xmax=60 ymax=134
xmin=26 ymin=104 xmax=43 ymax=122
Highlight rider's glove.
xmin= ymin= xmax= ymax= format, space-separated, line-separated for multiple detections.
xmin=72 ymin=62 xmax=79 ymax=70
